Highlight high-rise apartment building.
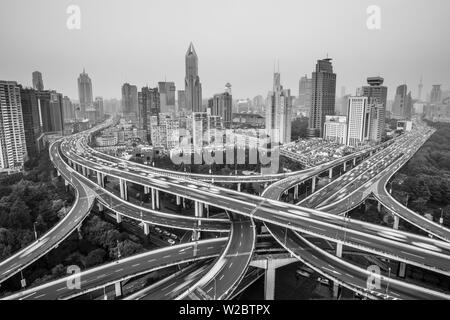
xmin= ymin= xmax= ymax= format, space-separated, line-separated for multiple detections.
xmin=208 ymin=91 xmax=232 ymax=128
xmin=32 ymin=71 xmax=44 ymax=91
xmin=77 ymin=69 xmax=93 ymax=118
xmin=362 ymin=77 xmax=388 ymax=141
xmin=346 ymin=96 xmax=371 ymax=147
xmin=323 ymin=115 xmax=347 ymax=144
xmin=0 ymin=81 xmax=26 ymax=170
xmin=20 ymin=88 xmax=42 ymax=158
xmin=158 ymin=82 xmax=176 ymax=113
xmin=266 ymin=72 xmax=292 ymax=144
xmin=185 ymin=43 xmax=203 ymax=113
xmin=177 ymin=90 xmax=186 ymax=112
xmin=392 ymin=84 xmax=412 ymax=120
xmin=63 ymin=96 xmax=75 ymax=121
xmin=121 ymin=83 xmax=138 ymax=117
xmin=36 ymin=90 xmax=65 ymax=133
xmin=308 ymin=58 xmax=336 ymax=138
xmin=298 ymin=75 xmax=312 ymax=108
xmin=139 ymin=87 xmax=160 ymax=142
xmin=430 ymin=85 xmax=442 ymax=103
xmin=94 ymin=97 xmax=104 ymax=121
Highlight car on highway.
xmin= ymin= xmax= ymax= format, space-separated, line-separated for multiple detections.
xmin=167 ymin=239 xmax=176 ymax=245
xmin=169 ymin=234 xmax=178 ymax=240
xmin=317 ymin=277 xmax=330 ymax=286
xmin=296 ymin=269 xmax=311 ymax=278
xmin=154 ymin=227 xmax=162 ymax=234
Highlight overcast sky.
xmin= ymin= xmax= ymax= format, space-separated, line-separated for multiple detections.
xmin=1 ymin=0 xmax=449 ymax=101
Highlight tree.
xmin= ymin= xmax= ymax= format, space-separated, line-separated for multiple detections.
xmin=85 ymin=248 xmax=106 ymax=268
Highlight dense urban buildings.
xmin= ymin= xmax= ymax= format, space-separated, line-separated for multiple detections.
xmin=77 ymin=69 xmax=93 ymax=119
xmin=139 ymin=86 xmax=160 ymax=142
xmin=32 ymin=71 xmax=44 ymax=91
xmin=20 ymin=88 xmax=42 ymax=158
xmin=36 ymin=90 xmax=65 ymax=133
xmin=177 ymin=90 xmax=186 ymax=112
xmin=265 ymin=71 xmax=292 ymax=144
xmin=121 ymin=83 xmax=139 ymax=118
xmin=63 ymin=96 xmax=75 ymax=121
xmin=158 ymin=81 xmax=176 ymax=113
xmin=185 ymin=43 xmax=203 ymax=113
xmin=208 ymin=90 xmax=233 ymax=128
xmin=298 ymin=75 xmax=312 ymax=110
xmin=430 ymin=84 xmax=442 ymax=103
xmin=0 ymin=81 xmax=26 ymax=170
xmin=308 ymin=58 xmax=336 ymax=138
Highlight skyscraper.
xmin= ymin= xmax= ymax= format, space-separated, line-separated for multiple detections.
xmin=94 ymin=97 xmax=104 ymax=121
xmin=185 ymin=42 xmax=203 ymax=113
xmin=63 ymin=96 xmax=75 ymax=121
xmin=346 ymin=96 xmax=371 ymax=147
xmin=121 ymin=83 xmax=138 ymax=116
xmin=392 ymin=84 xmax=412 ymax=120
xmin=418 ymin=76 xmax=423 ymax=101
xmin=177 ymin=90 xmax=186 ymax=112
xmin=139 ymin=87 xmax=160 ymax=142
xmin=0 ymin=81 xmax=26 ymax=170
xmin=362 ymin=77 xmax=388 ymax=141
xmin=77 ymin=69 xmax=93 ymax=119
xmin=209 ymin=90 xmax=233 ymax=128
xmin=266 ymin=71 xmax=292 ymax=144
xmin=430 ymin=85 xmax=442 ymax=103
xmin=298 ymin=75 xmax=312 ymax=108
xmin=308 ymin=58 xmax=337 ymax=138
xmin=158 ymin=81 xmax=176 ymax=113
xmin=36 ymin=90 xmax=65 ymax=133
xmin=20 ymin=88 xmax=42 ymax=158
xmin=32 ymin=71 xmax=44 ymax=91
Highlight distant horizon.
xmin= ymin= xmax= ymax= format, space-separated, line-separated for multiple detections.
xmin=1 ymin=0 xmax=449 ymax=102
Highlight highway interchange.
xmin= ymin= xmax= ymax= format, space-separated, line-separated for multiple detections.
xmin=1 ymin=118 xmax=450 ymax=300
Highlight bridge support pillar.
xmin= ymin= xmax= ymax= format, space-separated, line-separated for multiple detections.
xmin=377 ymin=202 xmax=382 ymax=213
xmin=332 ymin=243 xmax=343 ymax=299
xmin=311 ymin=176 xmax=317 ymax=193
xmin=144 ymin=186 xmax=150 ymax=195
xmin=237 ymin=183 xmax=241 ymax=192
xmin=119 ymin=179 xmax=128 ymax=201
xmin=204 ymin=204 xmax=209 ymax=218
xmin=343 ymin=162 xmax=347 ymax=172
xmin=329 ymin=168 xmax=333 ymax=179
xmin=264 ymin=260 xmax=276 ymax=300
xmin=97 ymin=202 xmax=104 ymax=212
xmin=81 ymin=166 xmax=87 ymax=176
xmin=151 ymin=188 xmax=156 ymax=210
xmin=398 ymin=262 xmax=406 ymax=278
xmin=393 ymin=215 xmax=400 ymax=230
xmin=64 ymin=179 xmax=69 ymax=187
xmin=155 ymin=190 xmax=160 ymax=210
xmin=114 ymin=282 xmax=122 ymax=298
xmin=143 ymin=223 xmax=150 ymax=235
xmin=192 ymin=201 xmax=203 ymax=241
xmin=97 ymin=171 xmax=105 ymax=188
xmin=176 ymin=195 xmax=181 ymax=206
xmin=353 ymin=158 xmax=356 ymax=166
xmin=294 ymin=185 xmax=299 ymax=200
xmin=116 ymin=213 xmax=122 ymax=224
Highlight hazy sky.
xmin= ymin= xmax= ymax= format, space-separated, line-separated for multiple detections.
xmin=1 ymin=0 xmax=449 ymax=101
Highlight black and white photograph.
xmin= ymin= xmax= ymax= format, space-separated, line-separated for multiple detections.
xmin=1 ymin=0 xmax=450 ymax=312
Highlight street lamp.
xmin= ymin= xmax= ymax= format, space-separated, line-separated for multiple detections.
xmin=440 ymin=208 xmax=444 ymax=225
xmin=33 ymin=222 xmax=38 ymax=241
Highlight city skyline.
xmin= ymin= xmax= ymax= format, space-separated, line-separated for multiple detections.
xmin=1 ymin=0 xmax=449 ymax=101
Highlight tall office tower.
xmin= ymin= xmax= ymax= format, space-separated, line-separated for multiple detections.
xmin=158 ymin=82 xmax=176 ymax=113
xmin=298 ymin=75 xmax=312 ymax=108
xmin=20 ymin=88 xmax=42 ymax=158
xmin=77 ymin=69 xmax=93 ymax=119
xmin=339 ymin=94 xmax=351 ymax=116
xmin=121 ymin=83 xmax=138 ymax=116
xmin=62 ymin=96 xmax=75 ymax=121
xmin=0 ymin=81 xmax=26 ymax=169
xmin=32 ymin=71 xmax=44 ymax=91
xmin=392 ymin=84 xmax=412 ymax=120
xmin=346 ymin=96 xmax=371 ymax=147
xmin=94 ymin=97 xmax=104 ymax=121
xmin=177 ymin=90 xmax=186 ymax=112
xmin=418 ymin=76 xmax=423 ymax=101
xmin=185 ymin=42 xmax=203 ymax=113
xmin=209 ymin=91 xmax=233 ymax=128
xmin=36 ymin=90 xmax=65 ymax=133
xmin=308 ymin=58 xmax=337 ymax=138
xmin=430 ymin=85 xmax=442 ymax=103
xmin=139 ymin=87 xmax=160 ymax=141
xmin=362 ymin=77 xmax=388 ymax=141
xmin=266 ymin=72 xmax=292 ymax=144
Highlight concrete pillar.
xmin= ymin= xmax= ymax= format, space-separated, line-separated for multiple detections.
xmin=82 ymin=166 xmax=87 ymax=176
xmin=176 ymin=195 xmax=181 ymax=206
xmin=329 ymin=168 xmax=333 ymax=179
xmin=264 ymin=260 xmax=276 ymax=300
xmin=114 ymin=282 xmax=122 ymax=298
xmin=353 ymin=158 xmax=356 ymax=166
xmin=116 ymin=213 xmax=122 ymax=224
xmin=182 ymin=197 xmax=186 ymax=209
xmin=336 ymin=243 xmax=343 ymax=258
xmin=144 ymin=186 xmax=150 ymax=195
xmin=377 ymin=202 xmax=382 ymax=213
xmin=119 ymin=179 xmax=128 ymax=201
xmin=97 ymin=202 xmax=104 ymax=212
xmin=311 ymin=176 xmax=317 ymax=193
xmin=237 ymin=183 xmax=241 ymax=192
xmin=398 ymin=262 xmax=406 ymax=278
xmin=97 ymin=171 xmax=104 ymax=187
xmin=151 ymin=188 xmax=156 ymax=210
xmin=343 ymin=162 xmax=347 ymax=172
xmin=294 ymin=185 xmax=299 ymax=200
xmin=155 ymin=190 xmax=160 ymax=210
xmin=64 ymin=179 xmax=69 ymax=186
xmin=393 ymin=215 xmax=400 ymax=230
xmin=204 ymin=204 xmax=209 ymax=218
xmin=143 ymin=223 xmax=150 ymax=235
